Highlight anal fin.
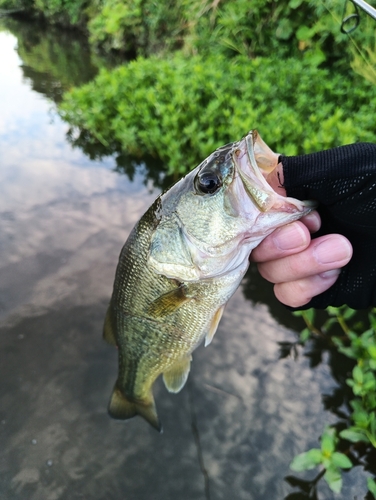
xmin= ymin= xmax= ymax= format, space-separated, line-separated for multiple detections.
xmin=108 ymin=386 xmax=162 ymax=433
xmin=163 ymin=355 xmax=192 ymax=393
xmin=103 ymin=306 xmax=117 ymax=346
xmin=205 ymin=305 xmax=225 ymax=347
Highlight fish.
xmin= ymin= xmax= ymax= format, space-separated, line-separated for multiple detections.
xmin=103 ymin=130 xmax=314 ymax=432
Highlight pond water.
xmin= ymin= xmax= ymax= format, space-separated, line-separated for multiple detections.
xmin=0 ymin=18 xmax=369 ymax=500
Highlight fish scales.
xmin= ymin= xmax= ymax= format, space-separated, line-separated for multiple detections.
xmin=103 ymin=131 xmax=315 ymax=431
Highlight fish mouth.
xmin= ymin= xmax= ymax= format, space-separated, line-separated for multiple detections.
xmin=232 ymin=130 xmax=316 ymax=213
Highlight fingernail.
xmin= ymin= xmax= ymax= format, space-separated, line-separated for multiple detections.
xmin=273 ymin=223 xmax=307 ymax=250
xmin=302 ymin=211 xmax=321 ymax=232
xmin=313 ymin=237 xmax=352 ymax=265
xmin=319 ymin=269 xmax=341 ymax=279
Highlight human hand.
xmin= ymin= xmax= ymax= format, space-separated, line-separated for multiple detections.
xmin=254 ymin=142 xmax=376 ymax=309
xmin=251 ymin=212 xmax=353 ymax=308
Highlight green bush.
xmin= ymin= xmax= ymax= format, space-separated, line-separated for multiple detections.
xmin=13 ymin=0 xmax=376 ymax=69
xmin=86 ymin=0 xmax=360 ymax=65
xmin=59 ymin=52 xmax=376 ymax=175
xmin=88 ymin=0 xmax=185 ymax=54
xmin=0 ymin=0 xmax=84 ymax=25
xmin=0 ymin=0 xmax=34 ymax=11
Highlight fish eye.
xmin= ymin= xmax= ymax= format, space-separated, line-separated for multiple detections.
xmin=195 ymin=169 xmax=222 ymax=195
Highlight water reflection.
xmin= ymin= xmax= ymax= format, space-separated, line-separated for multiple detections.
xmin=67 ymin=127 xmax=175 ymax=190
xmin=0 ymin=18 xmax=372 ymax=500
xmin=3 ymin=16 xmax=120 ymax=102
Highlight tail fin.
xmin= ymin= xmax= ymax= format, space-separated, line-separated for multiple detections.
xmin=108 ymin=386 xmax=162 ymax=433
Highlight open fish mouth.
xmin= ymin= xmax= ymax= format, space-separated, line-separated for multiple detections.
xmin=233 ymin=130 xmax=316 ymax=213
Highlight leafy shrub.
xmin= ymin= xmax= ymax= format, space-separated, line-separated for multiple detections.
xmin=14 ymin=0 xmax=376 ymax=69
xmin=88 ymin=0 xmax=143 ymax=52
xmin=87 ymin=1 xmax=368 ymax=68
xmin=86 ymin=0 xmax=364 ymax=66
xmin=59 ymin=52 xmax=376 ymax=175
xmin=350 ymin=24 xmax=376 ymax=86
xmin=32 ymin=0 xmax=87 ymax=26
xmin=88 ymin=0 xmax=185 ymax=54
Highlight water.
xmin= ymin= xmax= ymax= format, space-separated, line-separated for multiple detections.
xmin=0 ymin=18 xmax=369 ymax=500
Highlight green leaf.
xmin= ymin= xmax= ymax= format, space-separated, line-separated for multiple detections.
xmin=339 ymin=347 xmax=357 ymax=359
xmin=290 ymin=449 xmax=322 ymax=471
xmin=331 ymin=452 xmax=352 ymax=469
xmin=364 ymin=379 xmax=376 ymax=391
xmin=304 ymin=48 xmax=326 ymax=67
xmin=303 ymin=308 xmax=315 ymax=324
xmin=339 ymin=428 xmax=370 ymax=443
xmin=353 ymin=408 xmax=370 ymax=427
xmin=321 ymin=427 xmax=336 ymax=455
xmin=300 ymin=328 xmax=311 ymax=343
xmin=368 ymin=477 xmax=376 ymax=498
xmin=289 ymin=0 xmax=304 ymax=8
xmin=292 ymin=311 xmax=304 ymax=317
xmin=370 ymin=359 xmax=376 ymax=370
xmin=327 ymin=306 xmax=340 ymax=316
xmin=324 ymin=466 xmax=342 ymax=493
xmin=324 ymin=318 xmax=339 ymax=332
xmin=370 ymin=418 xmax=376 ymax=440
xmin=368 ymin=345 xmax=376 ymax=359
xmin=296 ymin=25 xmax=313 ymax=41
xmin=343 ymin=307 xmax=356 ymax=320
xmin=353 ymin=365 xmax=364 ymax=384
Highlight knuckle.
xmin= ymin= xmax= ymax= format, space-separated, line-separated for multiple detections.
xmin=257 ymin=262 xmax=278 ymax=283
xmin=274 ymin=280 xmax=312 ymax=308
xmin=285 ymin=254 xmax=307 ymax=278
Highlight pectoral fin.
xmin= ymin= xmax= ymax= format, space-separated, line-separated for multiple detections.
xmin=148 ymin=286 xmax=191 ymax=318
xmin=108 ymin=386 xmax=162 ymax=433
xmin=205 ymin=305 xmax=225 ymax=347
xmin=163 ymin=355 xmax=192 ymax=393
xmin=103 ymin=306 xmax=117 ymax=346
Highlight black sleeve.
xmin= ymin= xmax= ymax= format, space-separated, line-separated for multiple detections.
xmin=279 ymin=142 xmax=376 ymax=310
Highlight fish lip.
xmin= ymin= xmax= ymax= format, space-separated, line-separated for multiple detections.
xmin=232 ymin=130 xmax=316 ymax=213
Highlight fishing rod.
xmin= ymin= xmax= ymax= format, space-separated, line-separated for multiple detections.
xmin=341 ymin=0 xmax=376 ymax=33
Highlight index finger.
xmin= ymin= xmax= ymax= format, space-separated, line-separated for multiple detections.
xmin=251 ymin=220 xmax=311 ymax=263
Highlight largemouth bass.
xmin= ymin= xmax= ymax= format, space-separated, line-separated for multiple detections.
xmin=103 ymin=130 xmax=314 ymax=432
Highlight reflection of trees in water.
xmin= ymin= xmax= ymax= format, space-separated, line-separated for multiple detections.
xmin=3 ymin=16 xmax=119 ymax=102
xmin=66 ymin=127 xmax=176 ymax=190
xmin=4 ymin=16 xmax=176 ymax=190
